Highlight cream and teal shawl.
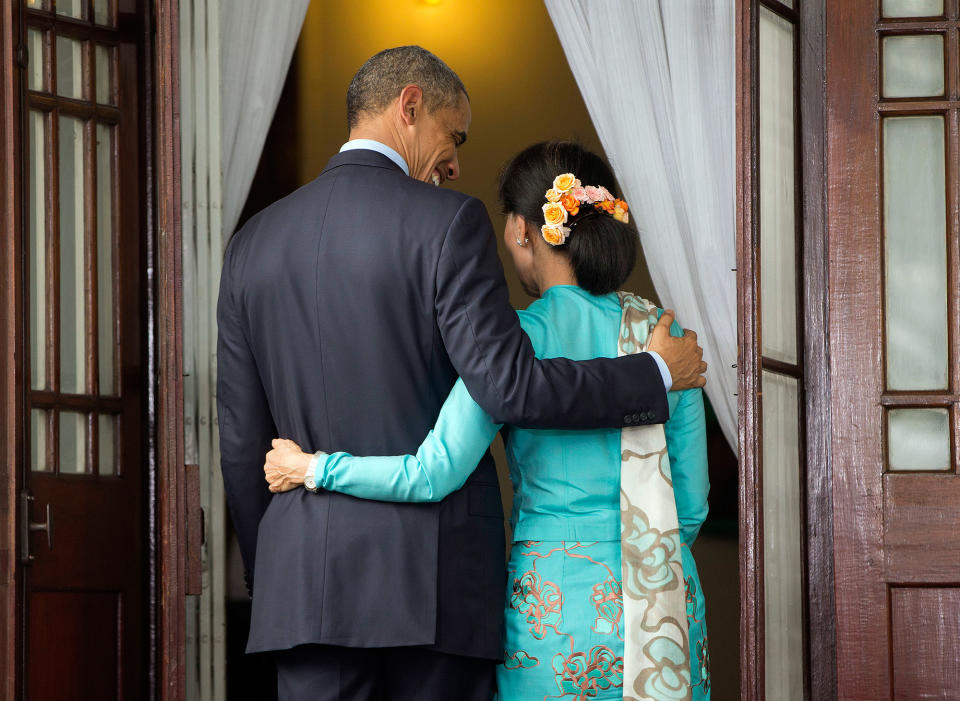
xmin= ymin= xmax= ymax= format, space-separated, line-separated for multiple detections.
xmin=617 ymin=292 xmax=692 ymax=701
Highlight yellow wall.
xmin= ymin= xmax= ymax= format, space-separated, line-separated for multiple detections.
xmin=294 ymin=0 xmax=656 ymax=307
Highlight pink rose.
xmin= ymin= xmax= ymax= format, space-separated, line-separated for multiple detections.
xmin=570 ymin=186 xmax=588 ymax=202
xmin=584 ymin=186 xmax=603 ymax=203
xmin=598 ymin=186 xmax=614 ymax=201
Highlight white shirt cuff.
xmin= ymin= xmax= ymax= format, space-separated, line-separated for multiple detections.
xmin=644 ymin=350 xmax=673 ymax=393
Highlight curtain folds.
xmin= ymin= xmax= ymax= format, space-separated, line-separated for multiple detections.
xmin=220 ymin=0 xmax=310 ymax=242
xmin=181 ymin=1 xmax=308 ymax=699
xmin=545 ymin=0 xmax=738 ymax=451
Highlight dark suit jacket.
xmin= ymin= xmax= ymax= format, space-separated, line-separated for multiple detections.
xmin=216 ymin=149 xmax=669 ymax=659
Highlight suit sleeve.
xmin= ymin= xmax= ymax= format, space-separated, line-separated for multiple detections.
xmin=435 ymin=197 xmax=668 ymax=429
xmin=314 ymin=378 xmax=502 ymax=502
xmin=216 ymin=238 xmax=277 ymax=595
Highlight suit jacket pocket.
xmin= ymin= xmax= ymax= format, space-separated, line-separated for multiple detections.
xmin=468 ymin=483 xmax=504 ymax=519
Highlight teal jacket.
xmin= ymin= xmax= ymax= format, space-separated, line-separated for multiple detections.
xmin=311 ymin=286 xmax=709 ymax=545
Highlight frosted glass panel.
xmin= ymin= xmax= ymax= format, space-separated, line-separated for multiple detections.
xmin=762 ymin=371 xmax=804 ymax=701
xmin=94 ymin=0 xmax=115 ymax=26
xmin=31 ymin=409 xmax=49 ymax=473
xmin=95 ymin=45 xmax=115 ymax=105
xmin=98 ymin=414 xmax=116 ymax=476
xmin=97 ymin=125 xmax=115 ymax=395
xmin=29 ymin=111 xmax=48 ymax=391
xmin=56 ymin=0 xmax=85 ymax=18
xmin=888 ymin=408 xmax=951 ymax=471
xmin=56 ymin=36 xmax=84 ymax=100
xmin=27 ymin=29 xmax=46 ymax=92
xmin=883 ymin=117 xmax=947 ymax=390
xmin=882 ymin=35 xmax=944 ymax=98
xmin=59 ymin=115 xmax=87 ymax=394
xmin=59 ymin=411 xmax=88 ymax=474
xmin=882 ymin=0 xmax=944 ymax=17
xmin=759 ymin=8 xmax=797 ymax=365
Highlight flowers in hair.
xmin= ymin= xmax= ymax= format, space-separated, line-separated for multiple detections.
xmin=540 ymin=173 xmax=629 ymax=246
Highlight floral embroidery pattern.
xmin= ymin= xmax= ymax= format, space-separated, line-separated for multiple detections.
xmin=497 ymin=292 xmax=710 ymax=700
xmin=695 ymin=636 xmax=711 ymax=694
xmin=510 ymin=571 xmax=563 ymax=640
xmin=551 ymin=645 xmax=624 ymax=700
xmin=504 ymin=649 xmax=540 ymax=670
xmin=590 ymin=576 xmax=623 ymax=637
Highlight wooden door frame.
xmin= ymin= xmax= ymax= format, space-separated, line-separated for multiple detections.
xmin=796 ymin=2 xmax=837 ymax=699
xmin=153 ymin=0 xmax=187 ymax=699
xmin=0 ymin=0 xmax=23 ymax=698
xmin=736 ymin=0 xmax=836 ymax=698
xmin=0 ymin=1 xmax=185 ymax=699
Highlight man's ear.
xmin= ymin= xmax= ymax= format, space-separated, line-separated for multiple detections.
xmin=398 ymin=84 xmax=423 ymax=126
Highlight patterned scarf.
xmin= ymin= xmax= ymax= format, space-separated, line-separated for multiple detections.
xmin=617 ymin=292 xmax=692 ymax=701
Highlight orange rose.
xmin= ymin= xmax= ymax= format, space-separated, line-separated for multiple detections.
xmin=617 ymin=199 xmax=629 ymax=212
xmin=542 ymin=202 xmax=568 ymax=227
xmin=545 ymin=188 xmax=562 ymax=202
xmin=598 ymin=200 xmax=615 ymax=214
xmin=553 ymin=173 xmax=579 ymax=192
xmin=560 ymin=193 xmax=580 ymax=216
xmin=541 ymin=225 xmax=568 ymax=246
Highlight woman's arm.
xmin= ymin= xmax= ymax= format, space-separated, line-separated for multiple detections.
xmin=664 ymin=388 xmax=710 ymax=546
xmin=266 ymin=378 xmax=502 ymax=502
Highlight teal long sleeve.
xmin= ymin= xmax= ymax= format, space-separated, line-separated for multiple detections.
xmin=315 ymin=378 xmax=502 ymax=502
xmin=310 ymin=287 xmax=709 ymax=546
xmin=665 ymin=387 xmax=710 ymax=546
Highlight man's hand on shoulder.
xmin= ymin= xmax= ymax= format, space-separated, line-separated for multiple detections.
xmin=647 ymin=310 xmax=707 ymax=390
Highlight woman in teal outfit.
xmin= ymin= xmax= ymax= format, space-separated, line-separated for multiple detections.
xmin=265 ymin=142 xmax=710 ymax=700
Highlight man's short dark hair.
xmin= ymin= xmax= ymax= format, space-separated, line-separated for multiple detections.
xmin=346 ymin=46 xmax=468 ymax=129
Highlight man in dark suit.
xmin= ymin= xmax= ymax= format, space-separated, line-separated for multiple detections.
xmin=217 ymin=46 xmax=706 ymax=701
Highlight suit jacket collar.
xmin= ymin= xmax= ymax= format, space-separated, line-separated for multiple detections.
xmin=321 ymin=148 xmax=407 ymax=176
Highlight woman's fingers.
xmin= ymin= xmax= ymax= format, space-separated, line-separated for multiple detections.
xmin=264 ymin=455 xmax=306 ymax=492
xmin=265 ymin=438 xmax=309 ymax=493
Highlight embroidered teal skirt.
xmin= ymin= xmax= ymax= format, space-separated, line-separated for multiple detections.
xmin=497 ymin=541 xmax=709 ymax=701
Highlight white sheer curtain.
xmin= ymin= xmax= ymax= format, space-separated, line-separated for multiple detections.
xmin=545 ymin=0 xmax=737 ymax=451
xmin=181 ymin=1 xmax=308 ymax=699
xmin=220 ymin=0 xmax=310 ymax=242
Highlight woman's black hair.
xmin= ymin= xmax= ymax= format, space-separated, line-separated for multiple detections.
xmin=498 ymin=141 xmax=638 ymax=296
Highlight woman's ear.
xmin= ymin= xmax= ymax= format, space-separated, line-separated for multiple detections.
xmin=515 ymin=215 xmax=536 ymax=246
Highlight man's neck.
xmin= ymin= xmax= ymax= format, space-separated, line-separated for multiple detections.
xmin=347 ymin=125 xmax=403 ymax=158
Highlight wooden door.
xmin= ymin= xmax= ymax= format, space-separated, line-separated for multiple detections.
xmin=20 ymin=1 xmax=150 ymax=698
xmin=737 ymin=1 xmax=822 ymax=698
xmin=828 ymin=0 xmax=960 ymax=698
